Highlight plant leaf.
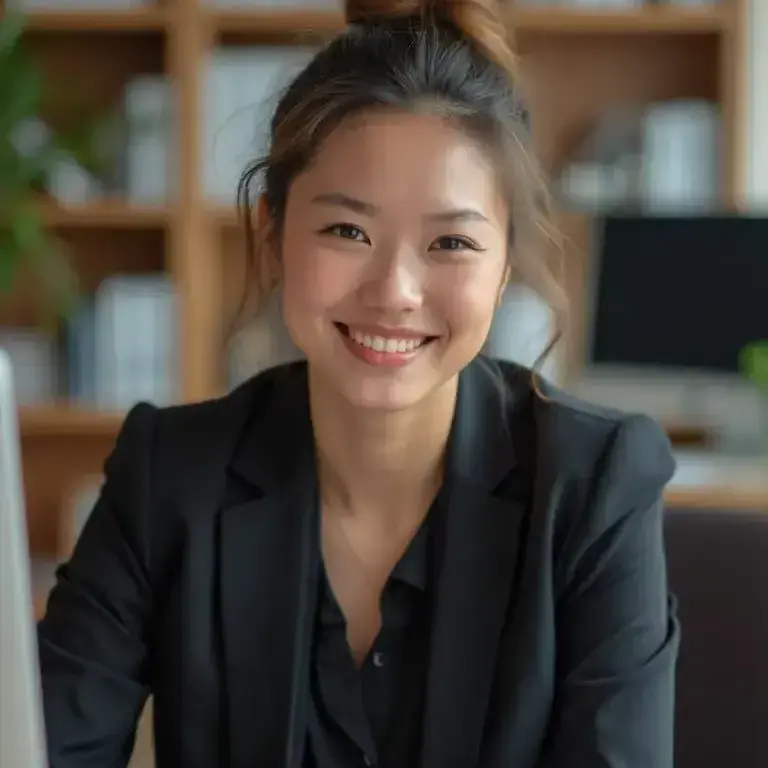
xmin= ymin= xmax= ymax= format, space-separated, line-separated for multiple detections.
xmin=0 ymin=230 xmax=21 ymax=293
xmin=740 ymin=341 xmax=768 ymax=389
xmin=0 ymin=9 xmax=27 ymax=57
xmin=0 ymin=55 xmax=42 ymax=135
xmin=12 ymin=203 xmax=47 ymax=255
xmin=0 ymin=12 xmax=82 ymax=319
xmin=29 ymin=237 xmax=79 ymax=321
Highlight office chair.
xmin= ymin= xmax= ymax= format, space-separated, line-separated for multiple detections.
xmin=664 ymin=506 xmax=768 ymax=768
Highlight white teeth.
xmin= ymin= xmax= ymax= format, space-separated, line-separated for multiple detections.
xmin=348 ymin=329 xmax=424 ymax=353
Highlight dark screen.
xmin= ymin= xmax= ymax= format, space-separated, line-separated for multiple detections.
xmin=590 ymin=215 xmax=768 ymax=374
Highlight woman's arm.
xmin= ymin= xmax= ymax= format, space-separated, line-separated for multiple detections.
xmin=38 ymin=403 xmax=157 ymax=768
xmin=541 ymin=414 xmax=680 ymax=768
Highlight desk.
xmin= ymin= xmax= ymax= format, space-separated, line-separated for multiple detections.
xmin=666 ymin=486 xmax=768 ymax=510
xmin=666 ymin=452 xmax=768 ymax=511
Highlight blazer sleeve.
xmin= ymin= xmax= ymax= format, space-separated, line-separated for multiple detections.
xmin=541 ymin=414 xmax=680 ymax=768
xmin=38 ymin=402 xmax=157 ymax=768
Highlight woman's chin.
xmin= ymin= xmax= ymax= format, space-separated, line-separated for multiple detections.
xmin=334 ymin=378 xmax=429 ymax=413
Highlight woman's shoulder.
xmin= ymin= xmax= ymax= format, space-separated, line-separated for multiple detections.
xmin=111 ymin=362 xmax=309 ymax=500
xmin=485 ymin=358 xmax=677 ymax=580
xmin=132 ymin=361 xmax=307 ymax=441
xmin=487 ymin=357 xmax=677 ymax=498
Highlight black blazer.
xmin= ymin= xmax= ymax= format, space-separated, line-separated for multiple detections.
xmin=38 ymin=357 xmax=680 ymax=768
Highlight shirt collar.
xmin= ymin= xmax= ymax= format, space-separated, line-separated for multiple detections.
xmin=389 ymin=511 xmax=431 ymax=592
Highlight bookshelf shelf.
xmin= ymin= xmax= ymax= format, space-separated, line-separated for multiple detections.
xmin=24 ymin=7 xmax=169 ymax=33
xmin=210 ymin=9 xmax=344 ymax=36
xmin=19 ymin=405 xmax=124 ymax=437
xmin=513 ymin=7 xmax=730 ymax=34
xmin=40 ymin=200 xmax=171 ymax=229
xmin=208 ymin=7 xmax=730 ymax=38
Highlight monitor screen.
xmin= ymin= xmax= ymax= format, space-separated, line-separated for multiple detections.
xmin=588 ymin=215 xmax=768 ymax=375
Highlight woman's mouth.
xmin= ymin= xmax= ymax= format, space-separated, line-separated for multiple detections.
xmin=334 ymin=323 xmax=438 ymax=367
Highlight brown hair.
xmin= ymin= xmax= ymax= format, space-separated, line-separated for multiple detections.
xmin=236 ymin=0 xmax=567 ymax=380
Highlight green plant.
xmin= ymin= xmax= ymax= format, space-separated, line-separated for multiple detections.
xmin=740 ymin=340 xmax=768 ymax=451
xmin=740 ymin=340 xmax=768 ymax=391
xmin=0 ymin=10 xmax=114 ymax=321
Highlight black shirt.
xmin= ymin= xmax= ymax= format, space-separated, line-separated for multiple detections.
xmin=306 ymin=513 xmax=434 ymax=768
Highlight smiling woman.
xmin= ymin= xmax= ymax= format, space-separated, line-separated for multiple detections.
xmin=237 ymin=6 xmax=564 ymax=412
xmin=37 ymin=1 xmax=680 ymax=767
xmin=278 ymin=111 xmax=511 ymax=410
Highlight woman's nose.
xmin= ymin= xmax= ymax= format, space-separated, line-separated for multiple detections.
xmin=358 ymin=246 xmax=425 ymax=312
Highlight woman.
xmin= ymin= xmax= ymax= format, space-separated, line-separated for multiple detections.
xmin=38 ymin=1 xmax=680 ymax=766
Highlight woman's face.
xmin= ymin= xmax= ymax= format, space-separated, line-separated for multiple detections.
xmin=279 ymin=110 xmax=509 ymax=411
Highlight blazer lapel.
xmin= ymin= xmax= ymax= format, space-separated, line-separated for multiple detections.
xmin=420 ymin=359 xmax=531 ymax=768
xmin=219 ymin=365 xmax=320 ymax=768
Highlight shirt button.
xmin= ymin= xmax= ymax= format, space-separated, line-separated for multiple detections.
xmin=372 ymin=651 xmax=385 ymax=668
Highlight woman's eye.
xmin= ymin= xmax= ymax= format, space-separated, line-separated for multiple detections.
xmin=324 ymin=224 xmax=369 ymax=242
xmin=431 ymin=236 xmax=480 ymax=252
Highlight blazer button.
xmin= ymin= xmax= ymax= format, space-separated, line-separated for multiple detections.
xmin=372 ymin=651 xmax=384 ymax=668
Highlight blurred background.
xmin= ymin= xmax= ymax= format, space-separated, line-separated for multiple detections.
xmin=1 ymin=0 xmax=766 ymax=764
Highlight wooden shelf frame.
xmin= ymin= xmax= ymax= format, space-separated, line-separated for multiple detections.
xmin=16 ymin=4 xmax=743 ymax=37
xmin=39 ymin=200 xmax=171 ymax=229
xmin=19 ymin=405 xmax=124 ymax=437
xmin=24 ymin=7 xmax=170 ymax=32
xmin=513 ymin=6 xmax=732 ymax=34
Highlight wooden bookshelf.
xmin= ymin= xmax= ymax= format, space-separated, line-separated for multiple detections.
xmin=23 ymin=7 xmax=169 ymax=32
xmin=5 ymin=0 xmax=752 ymax=558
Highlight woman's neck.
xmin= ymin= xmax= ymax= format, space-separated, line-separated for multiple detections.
xmin=309 ymin=373 xmax=458 ymax=525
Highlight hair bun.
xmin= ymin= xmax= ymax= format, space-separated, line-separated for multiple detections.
xmin=345 ymin=0 xmax=517 ymax=79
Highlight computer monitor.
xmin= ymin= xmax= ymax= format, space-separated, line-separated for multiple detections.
xmin=585 ymin=214 xmax=768 ymax=378
xmin=0 ymin=349 xmax=48 ymax=768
